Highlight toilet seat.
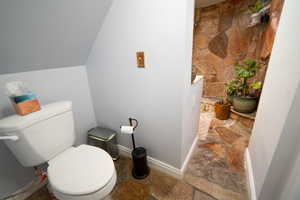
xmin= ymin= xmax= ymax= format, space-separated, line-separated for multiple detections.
xmin=48 ymin=144 xmax=115 ymax=196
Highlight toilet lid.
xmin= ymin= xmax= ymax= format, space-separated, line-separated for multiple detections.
xmin=48 ymin=144 xmax=115 ymax=195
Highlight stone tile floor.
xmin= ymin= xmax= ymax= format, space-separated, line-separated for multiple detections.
xmin=184 ymin=98 xmax=251 ymax=200
xmin=26 ymin=156 xmax=209 ymax=200
xmin=26 ymin=99 xmax=251 ymax=200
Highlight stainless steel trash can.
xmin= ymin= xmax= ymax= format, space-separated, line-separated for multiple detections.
xmin=87 ymin=127 xmax=119 ymax=160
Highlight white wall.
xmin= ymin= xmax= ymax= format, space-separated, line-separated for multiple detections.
xmin=258 ymin=83 xmax=300 ymax=200
xmin=0 ymin=143 xmax=34 ymax=198
xmin=0 ymin=0 xmax=112 ymax=74
xmin=181 ymin=77 xmax=203 ymax=164
xmin=181 ymin=0 xmax=203 ymax=164
xmin=0 ymin=66 xmax=97 ymax=198
xmin=248 ymin=0 xmax=300 ymax=198
xmin=87 ymin=0 xmax=196 ymax=168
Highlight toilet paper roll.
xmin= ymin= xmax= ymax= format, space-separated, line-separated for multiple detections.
xmin=120 ymin=126 xmax=134 ymax=134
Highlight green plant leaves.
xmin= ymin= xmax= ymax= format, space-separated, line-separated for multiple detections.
xmin=251 ymin=81 xmax=262 ymax=89
xmin=225 ymin=80 xmax=241 ymax=96
xmin=235 ymin=60 xmax=260 ymax=79
xmin=227 ymin=60 xmax=263 ymax=97
xmin=245 ymin=60 xmax=256 ymax=67
xmin=250 ymin=0 xmax=264 ymax=13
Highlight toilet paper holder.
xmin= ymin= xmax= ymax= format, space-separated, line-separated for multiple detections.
xmin=121 ymin=118 xmax=150 ymax=179
xmin=129 ymin=118 xmax=138 ymax=149
xmin=120 ymin=118 xmax=138 ymax=149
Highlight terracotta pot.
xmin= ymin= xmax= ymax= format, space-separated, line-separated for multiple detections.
xmin=233 ymin=96 xmax=258 ymax=113
xmin=215 ymin=103 xmax=231 ymax=120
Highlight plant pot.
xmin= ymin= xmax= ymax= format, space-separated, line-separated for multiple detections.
xmin=227 ymin=95 xmax=234 ymax=104
xmin=215 ymin=103 xmax=231 ymax=120
xmin=232 ymin=96 xmax=258 ymax=113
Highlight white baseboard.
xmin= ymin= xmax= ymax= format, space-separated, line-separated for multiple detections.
xmin=117 ymin=135 xmax=198 ymax=180
xmin=180 ymin=135 xmax=199 ymax=174
xmin=245 ymin=148 xmax=257 ymax=200
xmin=118 ymin=145 xmax=183 ymax=179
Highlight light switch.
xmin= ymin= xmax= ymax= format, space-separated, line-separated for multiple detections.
xmin=136 ymin=52 xmax=145 ymax=68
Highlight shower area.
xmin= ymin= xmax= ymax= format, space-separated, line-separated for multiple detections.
xmin=192 ymin=0 xmax=283 ymax=98
xmin=183 ymin=0 xmax=285 ymax=199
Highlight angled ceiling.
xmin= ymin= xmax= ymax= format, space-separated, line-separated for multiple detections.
xmin=0 ymin=0 xmax=112 ymax=74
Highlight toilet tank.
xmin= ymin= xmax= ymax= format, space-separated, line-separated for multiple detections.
xmin=0 ymin=101 xmax=75 ymax=167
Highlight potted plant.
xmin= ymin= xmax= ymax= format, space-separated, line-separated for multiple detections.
xmin=215 ymin=98 xmax=231 ymax=120
xmin=248 ymin=0 xmax=271 ymax=27
xmin=225 ymin=80 xmax=240 ymax=104
xmin=230 ymin=60 xmax=263 ymax=113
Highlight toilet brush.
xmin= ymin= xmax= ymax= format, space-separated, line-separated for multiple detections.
xmin=120 ymin=118 xmax=150 ymax=179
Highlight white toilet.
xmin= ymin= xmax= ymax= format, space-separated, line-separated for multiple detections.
xmin=0 ymin=101 xmax=116 ymax=200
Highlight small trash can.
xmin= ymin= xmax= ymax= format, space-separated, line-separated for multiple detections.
xmin=87 ymin=127 xmax=119 ymax=160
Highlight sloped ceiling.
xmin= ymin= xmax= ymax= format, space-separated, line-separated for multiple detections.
xmin=0 ymin=0 xmax=112 ymax=74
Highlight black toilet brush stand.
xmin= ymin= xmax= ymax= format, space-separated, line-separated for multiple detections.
xmin=128 ymin=118 xmax=150 ymax=179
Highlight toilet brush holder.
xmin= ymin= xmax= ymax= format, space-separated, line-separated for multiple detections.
xmin=132 ymin=146 xmax=150 ymax=179
xmin=121 ymin=118 xmax=150 ymax=179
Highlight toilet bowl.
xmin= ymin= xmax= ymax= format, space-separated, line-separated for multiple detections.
xmin=0 ymin=101 xmax=116 ymax=200
xmin=48 ymin=145 xmax=116 ymax=200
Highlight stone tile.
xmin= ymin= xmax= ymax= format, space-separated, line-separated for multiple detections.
xmin=114 ymin=156 xmax=132 ymax=184
xmin=209 ymin=118 xmax=235 ymax=130
xmin=247 ymin=26 xmax=265 ymax=59
xmin=111 ymin=179 xmax=150 ymax=200
xmin=208 ymin=32 xmax=228 ymax=59
xmin=202 ymin=142 xmax=226 ymax=159
xmin=228 ymin=23 xmax=253 ymax=56
xmin=184 ymin=173 xmax=243 ymax=200
xmin=218 ymin=1 xmax=235 ymax=32
xmin=224 ymin=55 xmax=239 ymax=66
xmin=26 ymin=187 xmax=53 ymax=200
xmin=240 ymin=118 xmax=254 ymax=129
xmin=229 ymin=121 xmax=252 ymax=137
xmin=150 ymin=168 xmax=193 ymax=200
xmin=227 ymin=146 xmax=245 ymax=173
xmin=215 ymin=127 xmax=241 ymax=144
xmin=193 ymin=33 xmax=211 ymax=50
xmin=200 ymin=5 xmax=220 ymax=20
xmin=197 ymin=8 xmax=219 ymax=36
xmin=193 ymin=49 xmax=222 ymax=74
xmin=230 ymin=112 xmax=240 ymax=120
xmin=194 ymin=189 xmax=217 ymax=200
xmin=150 ymin=168 xmax=178 ymax=199
xmin=168 ymin=182 xmax=193 ymax=200
xmin=204 ymin=82 xmax=226 ymax=97
xmin=222 ymin=65 xmax=236 ymax=81
xmin=148 ymin=196 xmax=158 ymax=200
xmin=261 ymin=0 xmax=284 ymax=58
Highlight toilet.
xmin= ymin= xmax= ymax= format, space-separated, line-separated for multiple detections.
xmin=0 ymin=101 xmax=116 ymax=200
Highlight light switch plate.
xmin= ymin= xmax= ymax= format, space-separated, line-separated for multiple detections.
xmin=136 ymin=52 xmax=145 ymax=68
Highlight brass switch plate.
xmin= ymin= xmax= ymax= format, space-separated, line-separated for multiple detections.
xmin=136 ymin=52 xmax=145 ymax=68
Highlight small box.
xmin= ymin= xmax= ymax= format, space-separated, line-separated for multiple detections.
xmin=10 ymin=93 xmax=41 ymax=116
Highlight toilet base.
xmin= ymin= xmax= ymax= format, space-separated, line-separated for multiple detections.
xmin=51 ymin=170 xmax=116 ymax=200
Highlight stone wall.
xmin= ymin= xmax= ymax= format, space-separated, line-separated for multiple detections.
xmin=192 ymin=0 xmax=284 ymax=97
xmin=261 ymin=0 xmax=285 ymax=57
